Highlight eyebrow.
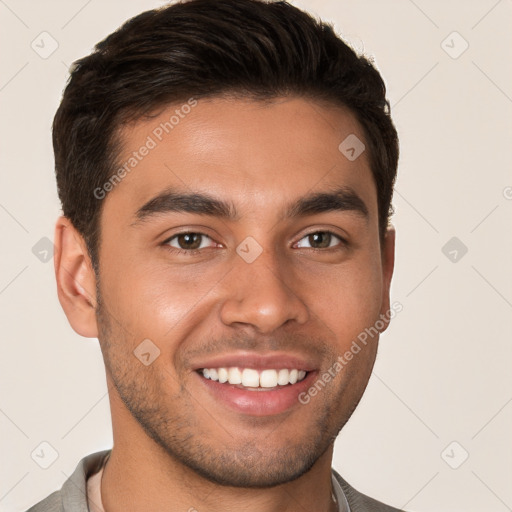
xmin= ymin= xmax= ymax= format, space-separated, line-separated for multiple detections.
xmin=132 ymin=185 xmax=369 ymax=226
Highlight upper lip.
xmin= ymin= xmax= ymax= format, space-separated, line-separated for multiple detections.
xmin=191 ymin=351 xmax=318 ymax=372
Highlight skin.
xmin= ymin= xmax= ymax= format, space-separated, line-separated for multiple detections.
xmin=54 ymin=96 xmax=395 ymax=512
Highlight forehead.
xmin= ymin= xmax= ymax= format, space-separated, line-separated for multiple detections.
xmin=105 ymin=96 xmax=377 ymax=220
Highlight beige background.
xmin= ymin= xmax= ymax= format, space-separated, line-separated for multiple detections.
xmin=1 ymin=0 xmax=511 ymax=510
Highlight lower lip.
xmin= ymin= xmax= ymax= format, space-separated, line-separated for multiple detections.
xmin=196 ymin=371 xmax=317 ymax=416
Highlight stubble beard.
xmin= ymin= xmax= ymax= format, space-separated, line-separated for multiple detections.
xmin=95 ymin=288 xmax=368 ymax=488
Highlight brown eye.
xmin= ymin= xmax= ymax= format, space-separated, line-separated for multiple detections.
xmin=165 ymin=232 xmax=214 ymax=252
xmin=308 ymin=232 xmax=331 ymax=248
xmin=295 ymin=231 xmax=345 ymax=250
xmin=176 ymin=233 xmax=202 ymax=250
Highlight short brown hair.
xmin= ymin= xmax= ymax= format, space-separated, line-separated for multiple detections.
xmin=53 ymin=0 xmax=399 ymax=273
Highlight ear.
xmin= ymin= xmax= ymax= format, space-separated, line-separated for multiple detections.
xmin=54 ymin=216 xmax=99 ymax=338
xmin=378 ymin=225 xmax=396 ymax=333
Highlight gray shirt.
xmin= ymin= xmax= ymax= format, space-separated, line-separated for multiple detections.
xmin=25 ymin=450 xmax=405 ymax=512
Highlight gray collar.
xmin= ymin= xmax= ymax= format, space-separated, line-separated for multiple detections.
xmin=332 ymin=471 xmax=351 ymax=512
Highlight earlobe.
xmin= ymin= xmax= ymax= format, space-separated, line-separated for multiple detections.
xmin=379 ymin=225 xmax=396 ymax=333
xmin=54 ymin=216 xmax=99 ymax=338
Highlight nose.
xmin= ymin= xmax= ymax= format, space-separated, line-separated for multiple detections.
xmin=219 ymin=247 xmax=310 ymax=334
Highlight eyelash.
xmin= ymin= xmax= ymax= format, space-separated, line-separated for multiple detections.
xmin=162 ymin=230 xmax=348 ymax=256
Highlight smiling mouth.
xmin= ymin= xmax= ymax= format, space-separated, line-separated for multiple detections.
xmin=197 ymin=367 xmax=308 ymax=390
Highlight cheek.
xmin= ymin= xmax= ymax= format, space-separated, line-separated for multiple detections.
xmin=306 ymin=254 xmax=383 ymax=344
xmin=100 ymin=236 xmax=384 ymax=351
xmin=102 ymin=254 xmax=220 ymax=342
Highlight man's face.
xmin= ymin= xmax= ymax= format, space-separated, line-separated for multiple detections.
xmin=94 ymin=96 xmax=393 ymax=487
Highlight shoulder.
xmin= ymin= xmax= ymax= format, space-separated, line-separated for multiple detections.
xmin=25 ymin=490 xmax=62 ymax=512
xmin=24 ymin=449 xmax=111 ymax=512
xmin=332 ymin=469 xmax=407 ymax=512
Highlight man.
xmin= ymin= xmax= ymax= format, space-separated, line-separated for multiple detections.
xmin=27 ymin=0 xmax=403 ymax=510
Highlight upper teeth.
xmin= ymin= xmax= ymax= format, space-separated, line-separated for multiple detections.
xmin=201 ymin=367 xmax=307 ymax=387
